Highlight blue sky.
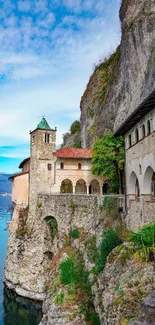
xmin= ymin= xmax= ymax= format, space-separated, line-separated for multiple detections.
xmin=0 ymin=0 xmax=121 ymax=173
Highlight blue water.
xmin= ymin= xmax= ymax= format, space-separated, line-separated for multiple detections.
xmin=0 ymin=175 xmax=42 ymax=325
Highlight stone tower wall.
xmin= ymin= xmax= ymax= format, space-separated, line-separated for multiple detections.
xmin=29 ymin=128 xmax=56 ymax=215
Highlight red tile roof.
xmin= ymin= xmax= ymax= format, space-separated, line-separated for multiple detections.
xmin=56 ymin=147 xmax=92 ymax=159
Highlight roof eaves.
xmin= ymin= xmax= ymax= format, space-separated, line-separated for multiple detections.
xmin=114 ymin=89 xmax=155 ymax=136
xmin=9 ymin=171 xmax=29 ymax=180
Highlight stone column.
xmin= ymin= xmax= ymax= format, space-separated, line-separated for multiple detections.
xmin=100 ymin=184 xmax=103 ymax=196
xmin=73 ymin=186 xmax=76 ymax=194
xmin=87 ymin=186 xmax=89 ymax=195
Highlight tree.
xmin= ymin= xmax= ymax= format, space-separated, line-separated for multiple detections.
xmin=91 ymin=133 xmax=124 ymax=193
xmin=70 ymin=120 xmax=80 ymax=134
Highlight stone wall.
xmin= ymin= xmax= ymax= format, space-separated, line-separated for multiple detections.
xmin=5 ymin=194 xmax=124 ymax=301
xmin=126 ymin=196 xmax=155 ymax=231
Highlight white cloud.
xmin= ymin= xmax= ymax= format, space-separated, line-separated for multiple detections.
xmin=0 ymin=0 xmax=121 ymax=158
xmin=38 ymin=12 xmax=55 ymax=28
xmin=34 ymin=0 xmax=48 ymax=13
xmin=18 ymin=0 xmax=31 ymax=11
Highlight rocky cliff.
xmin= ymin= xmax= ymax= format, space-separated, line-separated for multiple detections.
xmin=80 ymin=0 xmax=155 ymax=147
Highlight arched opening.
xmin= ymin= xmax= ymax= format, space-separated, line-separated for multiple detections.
xmin=142 ymin=124 xmax=145 ymax=139
xmin=147 ymin=120 xmax=151 ymax=135
xmin=89 ymin=179 xmax=100 ymax=194
xmin=151 ymin=173 xmax=155 ymax=198
xmin=60 ymin=162 xmax=64 ymax=169
xmin=129 ymin=134 xmax=132 ymax=147
xmin=143 ymin=166 xmax=155 ymax=195
xmin=129 ymin=171 xmax=140 ymax=197
xmin=60 ymin=179 xmax=73 ymax=193
xmin=44 ymin=216 xmax=58 ymax=241
xmin=135 ymin=128 xmax=139 ymax=143
xmin=45 ymin=133 xmax=50 ymax=143
xmin=75 ymin=179 xmax=87 ymax=194
xmin=135 ymin=179 xmax=140 ymax=197
xmin=78 ymin=163 xmax=81 ymax=170
xmin=102 ymin=183 xmax=110 ymax=195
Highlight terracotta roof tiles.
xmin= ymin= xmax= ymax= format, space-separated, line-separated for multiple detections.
xmin=56 ymin=147 xmax=92 ymax=159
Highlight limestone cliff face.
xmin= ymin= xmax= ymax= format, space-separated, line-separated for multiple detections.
xmin=80 ymin=0 xmax=155 ymax=147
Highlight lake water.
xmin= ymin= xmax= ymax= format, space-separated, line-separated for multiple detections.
xmin=0 ymin=175 xmax=42 ymax=325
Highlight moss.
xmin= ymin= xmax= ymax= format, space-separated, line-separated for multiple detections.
xmin=52 ymin=246 xmax=101 ymax=324
xmin=70 ymin=228 xmax=80 ymax=239
xmin=96 ymin=45 xmax=120 ymax=101
xmin=129 ymin=18 xmax=134 ymax=28
xmin=89 ymin=106 xmax=95 ymax=119
xmin=84 ymin=235 xmax=99 ymax=265
xmin=16 ymin=206 xmax=29 ymax=238
xmin=146 ymin=11 xmax=153 ymax=16
xmin=55 ymin=292 xmax=64 ymax=304
xmin=36 ymin=201 xmax=42 ymax=208
xmin=88 ymin=125 xmax=97 ymax=137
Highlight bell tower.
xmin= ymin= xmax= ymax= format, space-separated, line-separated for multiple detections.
xmin=29 ymin=117 xmax=57 ymax=213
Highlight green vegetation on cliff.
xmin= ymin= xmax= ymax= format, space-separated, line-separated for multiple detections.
xmin=92 ymin=132 xmax=124 ymax=192
xmin=96 ymin=45 xmax=121 ymax=101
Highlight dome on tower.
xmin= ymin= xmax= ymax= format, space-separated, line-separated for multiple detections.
xmin=37 ymin=117 xmax=51 ymax=130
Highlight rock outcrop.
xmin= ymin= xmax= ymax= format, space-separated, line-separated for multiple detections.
xmin=93 ymin=245 xmax=155 ymax=324
xmin=80 ymin=0 xmax=155 ymax=147
xmin=4 ymin=194 xmax=113 ymax=301
xmin=128 ymin=292 xmax=155 ymax=325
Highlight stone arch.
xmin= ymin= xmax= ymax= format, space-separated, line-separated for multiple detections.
xmin=44 ymin=216 xmax=58 ymax=241
xmin=60 ymin=179 xmax=73 ymax=193
xmin=89 ymin=179 xmax=100 ymax=194
xmin=75 ymin=179 xmax=87 ymax=194
xmin=102 ymin=182 xmax=110 ymax=195
xmin=129 ymin=171 xmax=140 ymax=196
xmin=143 ymin=166 xmax=155 ymax=195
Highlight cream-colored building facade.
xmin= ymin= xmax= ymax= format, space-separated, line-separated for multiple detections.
xmin=10 ymin=118 xmax=109 ymax=206
xmin=115 ymin=90 xmax=155 ymax=230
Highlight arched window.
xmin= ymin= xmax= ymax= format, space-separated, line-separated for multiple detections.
xmin=89 ymin=179 xmax=100 ymax=195
xmin=142 ymin=124 xmax=145 ymax=139
xmin=60 ymin=179 xmax=73 ymax=193
xmin=75 ymin=179 xmax=87 ymax=194
xmin=135 ymin=128 xmax=139 ymax=143
xmin=45 ymin=133 xmax=50 ymax=143
xmin=78 ymin=163 xmax=81 ymax=170
xmin=60 ymin=162 xmax=64 ymax=169
xmin=143 ymin=166 xmax=155 ymax=195
xmin=129 ymin=134 xmax=132 ymax=147
xmin=147 ymin=120 xmax=151 ymax=135
xmin=103 ymin=183 xmax=110 ymax=195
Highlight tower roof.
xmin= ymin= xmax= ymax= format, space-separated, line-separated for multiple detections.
xmin=37 ymin=117 xmax=51 ymax=130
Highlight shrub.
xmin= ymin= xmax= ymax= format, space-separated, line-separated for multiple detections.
xmin=70 ymin=121 xmax=80 ymax=134
xmin=45 ymin=217 xmax=58 ymax=241
xmin=97 ymin=229 xmax=123 ymax=273
xmin=55 ymin=292 xmax=64 ymax=304
xmin=59 ymin=258 xmax=78 ymax=286
xmin=72 ymin=141 xmax=81 ymax=148
xmin=70 ymin=228 xmax=80 ymax=239
xmin=128 ymin=223 xmax=155 ymax=262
